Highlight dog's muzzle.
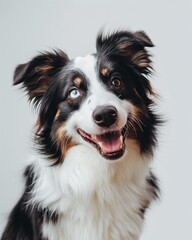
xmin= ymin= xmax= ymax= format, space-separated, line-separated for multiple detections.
xmin=77 ymin=105 xmax=127 ymax=160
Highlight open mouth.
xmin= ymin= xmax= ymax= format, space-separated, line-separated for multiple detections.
xmin=77 ymin=127 xmax=127 ymax=160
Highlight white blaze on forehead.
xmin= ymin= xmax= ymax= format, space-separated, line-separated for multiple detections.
xmin=74 ymin=54 xmax=98 ymax=83
xmin=73 ymin=54 xmax=112 ymax=102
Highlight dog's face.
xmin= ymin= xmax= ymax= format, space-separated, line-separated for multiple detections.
xmin=62 ymin=54 xmax=130 ymax=160
xmin=14 ymin=30 xmax=158 ymax=164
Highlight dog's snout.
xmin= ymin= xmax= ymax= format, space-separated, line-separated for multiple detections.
xmin=93 ymin=105 xmax=118 ymax=127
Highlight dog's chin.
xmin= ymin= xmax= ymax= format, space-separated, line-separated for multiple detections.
xmin=77 ymin=127 xmax=127 ymax=160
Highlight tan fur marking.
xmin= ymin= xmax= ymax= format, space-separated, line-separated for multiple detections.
xmin=117 ymin=42 xmax=131 ymax=50
xmin=36 ymin=65 xmax=53 ymax=73
xmin=101 ymin=67 xmax=110 ymax=77
xmin=56 ymin=125 xmax=77 ymax=160
xmin=73 ymin=77 xmax=82 ymax=88
xmin=131 ymin=50 xmax=150 ymax=68
xmin=131 ymin=106 xmax=144 ymax=116
xmin=54 ymin=109 xmax=61 ymax=121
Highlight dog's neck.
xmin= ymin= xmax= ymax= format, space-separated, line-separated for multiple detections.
xmin=29 ymin=139 xmax=150 ymax=208
xmin=25 ymin=140 xmax=154 ymax=240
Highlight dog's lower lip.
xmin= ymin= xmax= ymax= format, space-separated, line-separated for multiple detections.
xmin=77 ymin=128 xmax=126 ymax=160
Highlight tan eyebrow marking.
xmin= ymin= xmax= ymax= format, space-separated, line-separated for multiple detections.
xmin=73 ymin=77 xmax=82 ymax=88
xmin=101 ymin=67 xmax=110 ymax=77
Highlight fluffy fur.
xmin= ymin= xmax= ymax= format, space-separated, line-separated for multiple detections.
xmin=1 ymin=30 xmax=161 ymax=240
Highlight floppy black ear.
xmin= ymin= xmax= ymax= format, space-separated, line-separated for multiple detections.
xmin=96 ymin=30 xmax=154 ymax=74
xmin=14 ymin=50 xmax=69 ymax=106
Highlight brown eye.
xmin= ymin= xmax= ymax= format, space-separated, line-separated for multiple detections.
xmin=111 ymin=78 xmax=122 ymax=88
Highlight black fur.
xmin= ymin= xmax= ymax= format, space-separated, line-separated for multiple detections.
xmin=1 ymin=166 xmax=58 ymax=240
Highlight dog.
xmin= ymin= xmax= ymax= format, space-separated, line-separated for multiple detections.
xmin=1 ymin=30 xmax=161 ymax=240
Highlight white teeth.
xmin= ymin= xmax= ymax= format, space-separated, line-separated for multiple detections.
xmin=92 ymin=135 xmax=96 ymax=140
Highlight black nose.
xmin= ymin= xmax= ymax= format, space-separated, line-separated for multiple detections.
xmin=93 ymin=106 xmax=118 ymax=128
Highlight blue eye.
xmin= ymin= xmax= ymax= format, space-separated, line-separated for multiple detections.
xmin=69 ymin=88 xmax=80 ymax=99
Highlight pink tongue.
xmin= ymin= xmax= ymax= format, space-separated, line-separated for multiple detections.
xmin=96 ymin=132 xmax=122 ymax=154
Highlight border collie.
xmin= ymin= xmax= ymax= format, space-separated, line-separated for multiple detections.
xmin=1 ymin=30 xmax=161 ymax=240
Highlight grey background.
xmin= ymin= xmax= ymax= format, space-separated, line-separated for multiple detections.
xmin=0 ymin=0 xmax=192 ymax=239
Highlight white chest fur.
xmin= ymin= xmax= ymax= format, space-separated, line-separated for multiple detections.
xmin=30 ymin=141 xmax=153 ymax=240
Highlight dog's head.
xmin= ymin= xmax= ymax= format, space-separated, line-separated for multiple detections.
xmin=14 ymin=30 xmax=159 ymax=165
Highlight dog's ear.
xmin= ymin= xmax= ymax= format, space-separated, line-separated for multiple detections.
xmin=14 ymin=50 xmax=69 ymax=106
xmin=96 ymin=30 xmax=154 ymax=74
